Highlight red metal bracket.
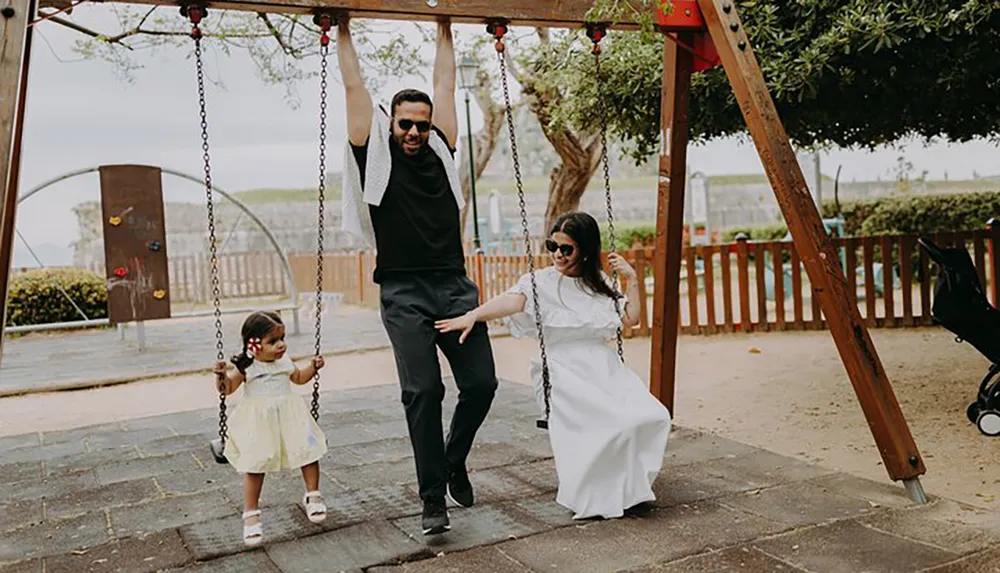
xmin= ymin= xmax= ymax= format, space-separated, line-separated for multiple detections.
xmin=656 ymin=0 xmax=705 ymax=30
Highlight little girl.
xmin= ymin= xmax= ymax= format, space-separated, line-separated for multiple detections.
xmin=213 ymin=310 xmax=329 ymax=546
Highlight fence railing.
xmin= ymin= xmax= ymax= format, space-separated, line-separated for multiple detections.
xmin=288 ymin=227 xmax=1000 ymax=336
xmin=87 ymin=252 xmax=289 ymax=304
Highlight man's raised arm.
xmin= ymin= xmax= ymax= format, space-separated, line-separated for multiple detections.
xmin=337 ymin=16 xmax=374 ymax=147
xmin=432 ymin=21 xmax=458 ymax=149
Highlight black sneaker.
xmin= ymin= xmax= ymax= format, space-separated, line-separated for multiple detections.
xmin=446 ymin=468 xmax=474 ymax=508
xmin=421 ymin=498 xmax=450 ymax=535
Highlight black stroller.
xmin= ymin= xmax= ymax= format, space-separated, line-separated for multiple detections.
xmin=918 ymin=237 xmax=1000 ymax=436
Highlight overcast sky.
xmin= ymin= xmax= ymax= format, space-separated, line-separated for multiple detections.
xmin=12 ymin=5 xmax=1000 ymax=257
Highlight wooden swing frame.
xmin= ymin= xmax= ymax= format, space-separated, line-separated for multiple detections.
xmin=0 ymin=0 xmax=928 ymax=500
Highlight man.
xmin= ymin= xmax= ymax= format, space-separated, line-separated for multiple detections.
xmin=337 ymin=17 xmax=499 ymax=535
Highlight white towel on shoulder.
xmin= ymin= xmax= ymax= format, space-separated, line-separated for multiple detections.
xmin=341 ymin=107 xmax=465 ymax=249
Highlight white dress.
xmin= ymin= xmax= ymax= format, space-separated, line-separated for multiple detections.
xmin=224 ymin=355 xmax=328 ymax=474
xmin=505 ymin=267 xmax=672 ymax=519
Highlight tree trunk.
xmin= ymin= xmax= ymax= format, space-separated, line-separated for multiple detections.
xmin=518 ymin=27 xmax=603 ymax=232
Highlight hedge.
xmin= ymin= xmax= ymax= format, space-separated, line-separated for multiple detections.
xmin=821 ymin=191 xmax=1000 ymax=237
xmin=5 ymin=268 xmax=108 ymax=327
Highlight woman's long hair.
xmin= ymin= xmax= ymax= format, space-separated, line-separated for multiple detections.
xmin=231 ymin=310 xmax=283 ymax=373
xmin=550 ymin=211 xmax=621 ymax=301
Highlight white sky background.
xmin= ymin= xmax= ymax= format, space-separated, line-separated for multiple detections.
xmin=12 ymin=4 xmax=1000 ymax=257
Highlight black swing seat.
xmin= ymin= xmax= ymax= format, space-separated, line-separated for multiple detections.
xmin=209 ymin=438 xmax=228 ymax=465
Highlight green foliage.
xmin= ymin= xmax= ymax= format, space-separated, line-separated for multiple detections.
xmin=721 ymin=223 xmax=789 ymax=243
xmin=5 ymin=268 xmax=109 ymax=327
xmin=821 ymin=191 xmax=1000 ymax=237
xmin=602 ymin=223 xmax=658 ymax=250
xmin=542 ymin=1 xmax=1000 ymax=161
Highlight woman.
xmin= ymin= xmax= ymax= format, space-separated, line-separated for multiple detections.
xmin=435 ymin=211 xmax=671 ymax=519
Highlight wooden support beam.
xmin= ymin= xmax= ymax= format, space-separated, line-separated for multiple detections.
xmin=34 ymin=0 xmax=705 ymax=30
xmin=649 ymin=31 xmax=693 ymax=414
xmin=697 ymin=0 xmax=925 ymax=484
xmin=1 ymin=0 xmax=34 ymax=362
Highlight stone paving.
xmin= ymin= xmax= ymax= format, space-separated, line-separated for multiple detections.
xmin=0 ymin=308 xmax=391 ymax=397
xmin=2 ymin=380 xmax=1000 ymax=572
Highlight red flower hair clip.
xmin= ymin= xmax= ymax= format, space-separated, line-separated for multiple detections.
xmin=246 ymin=337 xmax=262 ymax=358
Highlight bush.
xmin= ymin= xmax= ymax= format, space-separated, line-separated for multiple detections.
xmin=5 ymin=268 xmax=108 ymax=327
xmin=821 ymin=191 xmax=1000 ymax=237
xmin=721 ymin=223 xmax=788 ymax=243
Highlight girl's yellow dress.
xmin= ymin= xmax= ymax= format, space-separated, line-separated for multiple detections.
xmin=223 ymin=355 xmax=327 ymax=473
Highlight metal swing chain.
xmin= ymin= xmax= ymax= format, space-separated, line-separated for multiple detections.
xmin=185 ymin=5 xmax=227 ymax=444
xmin=490 ymin=23 xmax=552 ymax=427
xmin=311 ymin=15 xmax=333 ymax=423
xmin=588 ymin=24 xmax=625 ymax=364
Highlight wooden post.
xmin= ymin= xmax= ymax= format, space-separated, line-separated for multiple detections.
xmin=649 ymin=32 xmax=693 ymax=413
xmin=698 ymin=0 xmax=926 ymax=492
xmin=0 ymin=0 xmax=34 ymax=361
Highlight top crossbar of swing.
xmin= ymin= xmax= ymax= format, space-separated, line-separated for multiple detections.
xmin=38 ymin=0 xmax=707 ymax=31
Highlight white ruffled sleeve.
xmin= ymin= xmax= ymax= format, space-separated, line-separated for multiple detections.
xmin=503 ymin=272 xmax=540 ymax=339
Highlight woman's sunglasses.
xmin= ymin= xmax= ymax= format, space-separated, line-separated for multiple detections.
xmin=396 ymin=119 xmax=431 ymax=133
xmin=544 ymin=239 xmax=575 ymax=257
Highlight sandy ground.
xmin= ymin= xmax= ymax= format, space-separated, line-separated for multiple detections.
xmin=2 ymin=327 xmax=997 ymax=512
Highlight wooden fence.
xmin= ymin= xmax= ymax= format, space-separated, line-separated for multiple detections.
xmin=87 ymin=252 xmax=289 ymax=303
xmin=289 ymin=227 xmax=1000 ymax=336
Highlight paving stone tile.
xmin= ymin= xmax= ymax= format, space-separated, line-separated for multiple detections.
xmin=502 ymin=501 xmax=788 ymax=572
xmin=390 ymin=503 xmax=547 ymax=554
xmin=367 ymin=546 xmax=532 ymax=573
xmin=0 ymin=460 xmax=42 ymax=487
xmin=86 ymin=427 xmax=178 ymax=453
xmin=319 ymin=425 xmax=381 ymax=448
xmin=331 ymin=458 xmax=418 ymax=491
xmin=43 ymin=529 xmax=191 ymax=573
xmin=0 ymin=511 xmax=111 ymax=562
xmin=717 ymin=480 xmax=880 ymax=527
xmin=326 ymin=484 xmax=421 ymax=523
xmin=652 ymin=450 xmax=832 ymax=508
xmin=347 ymin=437 xmax=413 ymax=465
xmin=753 ymin=519 xmax=959 ymax=573
xmin=632 ymin=546 xmax=808 ymax=572
xmin=922 ymin=547 xmax=1000 ymax=573
xmin=0 ymin=498 xmax=43 ymax=533
xmin=0 ymin=433 xmax=40 ymax=452
xmin=360 ymin=419 xmax=413 ymax=441
xmin=221 ymin=472 xmax=317 ymax=511
xmin=500 ymin=459 xmax=558 ymax=492
xmin=4 ymin=470 xmax=99 ymax=503
xmin=137 ymin=435 xmax=209 ymax=457
xmin=2 ymin=441 xmax=87 ymax=465
xmin=464 ymin=441 xmax=547 ymax=471
xmin=266 ymin=519 xmax=426 ymax=572
xmin=0 ymin=559 xmax=42 ymax=573
xmin=858 ymin=498 xmax=1000 ymax=555
xmin=661 ymin=426 xmax=762 ymax=467
xmin=110 ymin=491 xmax=236 ymax=538
xmin=155 ymin=467 xmax=241 ymax=496
xmin=808 ymin=472 xmax=916 ymax=509
xmin=405 ymin=468 xmax=542 ymax=506
xmin=39 ymin=424 xmax=126 ymax=447
xmin=165 ymin=551 xmax=283 ymax=573
xmin=95 ymin=451 xmax=202 ymax=486
xmin=179 ymin=503 xmax=318 ymax=561
xmin=509 ymin=495 xmax=575 ymax=528
xmin=320 ymin=408 xmax=398 ymax=427
xmin=44 ymin=447 xmax=143 ymax=478
xmin=44 ymin=479 xmax=161 ymax=519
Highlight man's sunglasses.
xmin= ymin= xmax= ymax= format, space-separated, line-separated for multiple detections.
xmin=544 ymin=239 xmax=575 ymax=257
xmin=396 ymin=119 xmax=431 ymax=133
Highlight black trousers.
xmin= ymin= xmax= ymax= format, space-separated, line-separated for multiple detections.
xmin=379 ymin=273 xmax=498 ymax=502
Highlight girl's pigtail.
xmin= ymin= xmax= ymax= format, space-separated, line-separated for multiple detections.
xmin=231 ymin=341 xmax=254 ymax=374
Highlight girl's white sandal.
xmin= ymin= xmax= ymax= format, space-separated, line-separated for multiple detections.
xmin=242 ymin=509 xmax=263 ymax=547
xmin=303 ymin=490 xmax=327 ymax=524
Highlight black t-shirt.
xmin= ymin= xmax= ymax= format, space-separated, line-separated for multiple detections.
xmin=351 ymin=126 xmax=466 ymax=283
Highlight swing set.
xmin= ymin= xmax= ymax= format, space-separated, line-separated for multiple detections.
xmin=1 ymin=0 xmax=928 ymax=503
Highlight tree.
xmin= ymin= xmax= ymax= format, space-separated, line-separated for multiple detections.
xmin=552 ymin=0 xmax=1000 ymax=162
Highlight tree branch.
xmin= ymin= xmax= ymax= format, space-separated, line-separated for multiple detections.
xmin=47 ymin=16 xmax=134 ymax=50
xmin=257 ymin=12 xmax=301 ymax=57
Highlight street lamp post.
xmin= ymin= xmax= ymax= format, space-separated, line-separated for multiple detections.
xmin=457 ymin=55 xmax=482 ymax=253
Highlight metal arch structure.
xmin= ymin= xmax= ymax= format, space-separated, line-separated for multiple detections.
xmin=11 ymin=164 xmax=302 ymax=333
xmin=1 ymin=0 xmax=929 ymax=502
